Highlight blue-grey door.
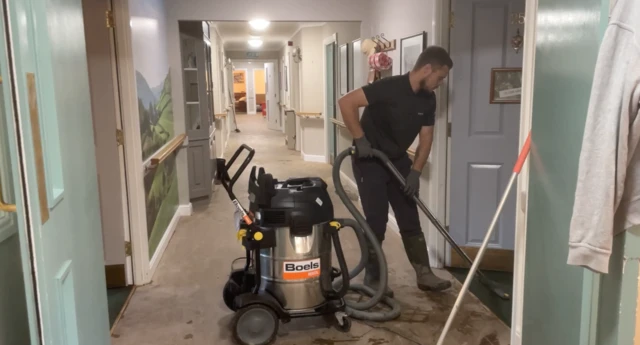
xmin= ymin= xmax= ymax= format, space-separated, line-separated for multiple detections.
xmin=449 ymin=0 xmax=526 ymax=270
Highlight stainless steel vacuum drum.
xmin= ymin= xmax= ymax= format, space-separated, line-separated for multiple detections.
xmin=260 ymin=224 xmax=332 ymax=310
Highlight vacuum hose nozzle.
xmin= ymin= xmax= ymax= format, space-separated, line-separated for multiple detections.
xmin=331 ymin=147 xmax=401 ymax=321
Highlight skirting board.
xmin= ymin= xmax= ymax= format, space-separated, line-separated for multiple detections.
xmin=339 ymin=171 xmax=359 ymax=197
xmin=303 ymin=153 xmax=326 ymax=163
xmin=148 ymin=203 xmax=192 ymax=278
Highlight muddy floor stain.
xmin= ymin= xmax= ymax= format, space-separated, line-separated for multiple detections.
xmin=479 ymin=331 xmax=500 ymax=345
xmin=312 ymin=339 xmax=357 ymax=345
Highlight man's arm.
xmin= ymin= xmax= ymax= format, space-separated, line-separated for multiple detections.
xmin=412 ymin=126 xmax=434 ymax=172
xmin=337 ymin=88 xmax=368 ymax=139
xmin=338 ymin=77 xmax=394 ymax=139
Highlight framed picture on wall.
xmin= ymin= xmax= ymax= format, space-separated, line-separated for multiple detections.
xmin=339 ymin=43 xmax=349 ymax=95
xmin=400 ymin=31 xmax=427 ymax=74
xmin=489 ymin=68 xmax=522 ymax=104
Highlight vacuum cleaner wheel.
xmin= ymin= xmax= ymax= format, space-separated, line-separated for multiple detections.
xmin=223 ymin=269 xmax=255 ymax=311
xmin=223 ymin=279 xmax=241 ymax=311
xmin=232 ymin=304 xmax=279 ymax=345
xmin=333 ymin=311 xmax=351 ymax=333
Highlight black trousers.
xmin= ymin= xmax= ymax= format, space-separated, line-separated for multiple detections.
xmin=351 ymin=154 xmax=422 ymax=242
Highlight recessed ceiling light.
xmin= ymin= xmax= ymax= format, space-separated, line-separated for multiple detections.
xmin=249 ymin=19 xmax=270 ymax=31
xmin=248 ymin=38 xmax=263 ymax=48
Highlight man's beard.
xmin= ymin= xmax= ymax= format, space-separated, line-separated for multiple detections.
xmin=419 ymin=77 xmax=428 ymax=91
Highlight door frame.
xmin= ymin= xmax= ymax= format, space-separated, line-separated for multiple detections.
xmin=262 ymin=62 xmax=281 ymax=130
xmin=108 ymin=0 xmax=135 ymax=285
xmin=0 ymin=5 xmax=42 ymax=340
xmin=252 ymin=67 xmax=265 ymax=115
xmin=233 ymin=68 xmax=249 ymax=112
xmin=437 ymin=0 xmax=536 ymax=344
xmin=509 ymin=0 xmax=536 ymax=342
xmin=323 ymin=33 xmax=337 ymax=164
xmin=228 ymin=60 xmax=280 ymax=118
xmin=112 ymin=0 xmax=154 ymax=285
xmin=84 ymin=0 xmax=134 ymax=287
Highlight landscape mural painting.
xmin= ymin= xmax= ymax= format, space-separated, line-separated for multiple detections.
xmin=143 ymin=157 xmax=178 ymax=257
xmin=130 ymin=0 xmax=178 ymax=258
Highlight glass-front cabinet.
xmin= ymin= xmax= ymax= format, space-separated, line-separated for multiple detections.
xmin=179 ymin=20 xmax=216 ymax=200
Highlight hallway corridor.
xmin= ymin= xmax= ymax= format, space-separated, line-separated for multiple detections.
xmin=110 ymin=115 xmax=510 ymax=345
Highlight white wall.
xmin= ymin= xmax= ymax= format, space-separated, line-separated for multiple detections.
xmin=278 ymin=22 xmax=361 ymax=159
xmin=322 ymin=21 xmax=362 ymax=177
xmin=369 ymin=0 xmax=435 ymax=76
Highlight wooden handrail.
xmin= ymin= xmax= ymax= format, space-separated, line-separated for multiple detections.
xmin=296 ymin=112 xmax=322 ymax=118
xmin=331 ymin=118 xmax=346 ymax=128
xmin=214 ymin=113 xmax=227 ymax=118
xmin=407 ymin=149 xmax=416 ymax=159
xmin=150 ymin=134 xmax=187 ymax=166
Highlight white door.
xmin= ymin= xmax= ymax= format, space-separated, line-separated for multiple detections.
xmin=448 ymin=0 xmax=525 ymax=271
xmin=264 ymin=62 xmax=279 ymax=130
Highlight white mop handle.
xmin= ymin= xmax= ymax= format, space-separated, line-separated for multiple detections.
xmin=436 ymin=131 xmax=532 ymax=345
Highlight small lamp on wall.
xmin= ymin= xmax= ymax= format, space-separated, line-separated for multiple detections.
xmin=512 ymin=29 xmax=523 ymax=54
xmin=292 ymin=46 xmax=302 ymax=63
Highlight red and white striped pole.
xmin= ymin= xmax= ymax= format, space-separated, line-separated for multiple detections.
xmin=436 ymin=131 xmax=532 ymax=345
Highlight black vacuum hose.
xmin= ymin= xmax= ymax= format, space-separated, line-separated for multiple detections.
xmin=331 ymin=147 xmax=401 ymax=321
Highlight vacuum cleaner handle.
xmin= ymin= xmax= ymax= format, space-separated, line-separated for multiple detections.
xmin=226 ymin=144 xmax=256 ymax=188
xmin=222 ymin=144 xmax=255 ymax=199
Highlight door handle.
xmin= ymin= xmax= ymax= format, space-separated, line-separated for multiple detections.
xmin=0 ymin=180 xmax=16 ymax=212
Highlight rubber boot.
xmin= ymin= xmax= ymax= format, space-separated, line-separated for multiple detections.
xmin=402 ymin=234 xmax=452 ymax=292
xmin=363 ymin=241 xmax=394 ymax=298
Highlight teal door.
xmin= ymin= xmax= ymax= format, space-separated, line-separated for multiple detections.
xmin=0 ymin=0 xmax=111 ymax=343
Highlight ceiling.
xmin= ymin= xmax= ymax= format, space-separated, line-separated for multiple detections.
xmin=212 ymin=21 xmax=324 ymax=52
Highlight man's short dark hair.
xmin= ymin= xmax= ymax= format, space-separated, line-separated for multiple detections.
xmin=413 ymin=46 xmax=453 ymax=71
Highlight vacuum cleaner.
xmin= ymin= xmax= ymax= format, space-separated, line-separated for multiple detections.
xmin=220 ymin=144 xmax=507 ymax=345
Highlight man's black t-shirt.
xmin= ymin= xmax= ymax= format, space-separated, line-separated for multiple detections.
xmin=360 ymin=73 xmax=436 ymax=160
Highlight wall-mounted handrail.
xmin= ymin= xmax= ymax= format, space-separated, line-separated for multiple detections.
xmin=296 ymin=112 xmax=322 ymax=117
xmin=0 ymin=181 xmax=16 ymax=213
xmin=150 ymin=133 xmax=187 ymax=167
xmin=330 ymin=118 xmax=346 ymax=128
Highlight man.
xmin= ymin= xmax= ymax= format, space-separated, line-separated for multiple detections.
xmin=338 ymin=46 xmax=453 ymax=296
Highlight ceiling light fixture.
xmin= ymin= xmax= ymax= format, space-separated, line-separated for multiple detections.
xmin=249 ymin=19 xmax=270 ymax=31
xmin=248 ymin=38 xmax=263 ymax=48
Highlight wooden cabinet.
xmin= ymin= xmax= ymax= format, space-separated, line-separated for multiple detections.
xmin=179 ymin=21 xmax=216 ymax=200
